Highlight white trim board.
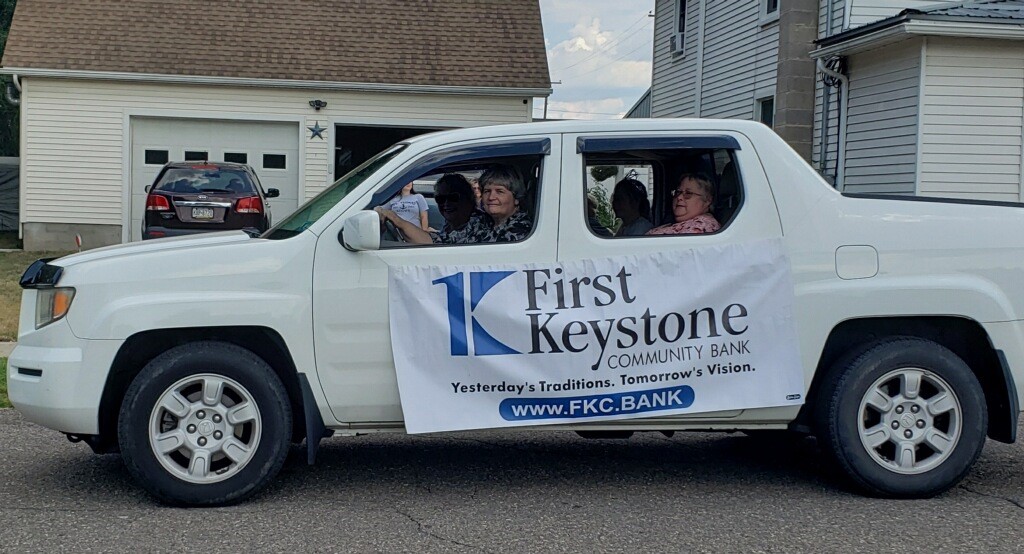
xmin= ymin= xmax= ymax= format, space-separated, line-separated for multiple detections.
xmin=0 ymin=67 xmax=552 ymax=97
xmin=812 ymin=20 xmax=1024 ymax=58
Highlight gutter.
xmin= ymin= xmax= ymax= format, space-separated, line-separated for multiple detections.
xmin=816 ymin=58 xmax=848 ymax=190
xmin=813 ymin=18 xmax=1024 ymax=58
xmin=0 ymin=67 xmax=553 ymax=97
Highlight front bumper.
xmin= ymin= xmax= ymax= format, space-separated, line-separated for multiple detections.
xmin=7 ymin=318 xmax=123 ymax=435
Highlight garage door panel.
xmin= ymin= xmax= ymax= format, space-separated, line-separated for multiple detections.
xmin=130 ymin=118 xmax=300 ymax=241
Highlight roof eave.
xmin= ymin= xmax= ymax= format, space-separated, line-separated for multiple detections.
xmin=624 ymin=87 xmax=652 ymax=116
xmin=0 ymin=67 xmax=553 ymax=97
xmin=812 ymin=18 xmax=1024 ymax=58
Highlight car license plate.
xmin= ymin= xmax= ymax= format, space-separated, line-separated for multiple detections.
xmin=192 ymin=207 xmax=214 ymax=219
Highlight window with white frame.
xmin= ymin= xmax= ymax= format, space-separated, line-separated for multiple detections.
xmin=671 ymin=0 xmax=687 ymax=54
xmin=760 ymin=0 xmax=780 ymax=24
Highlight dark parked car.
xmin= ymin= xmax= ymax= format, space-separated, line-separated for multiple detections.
xmin=143 ymin=162 xmax=279 ymax=240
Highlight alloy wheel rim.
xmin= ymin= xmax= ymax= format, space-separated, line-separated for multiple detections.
xmin=857 ymin=367 xmax=962 ymax=475
xmin=148 ymin=373 xmax=262 ymax=484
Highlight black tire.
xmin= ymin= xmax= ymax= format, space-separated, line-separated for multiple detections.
xmin=822 ymin=337 xmax=987 ymax=498
xmin=118 ymin=341 xmax=292 ymax=506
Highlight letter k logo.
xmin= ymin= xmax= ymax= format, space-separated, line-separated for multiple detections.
xmin=433 ymin=271 xmax=521 ymax=357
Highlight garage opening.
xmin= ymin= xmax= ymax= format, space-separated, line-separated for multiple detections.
xmin=334 ymin=125 xmax=439 ymax=179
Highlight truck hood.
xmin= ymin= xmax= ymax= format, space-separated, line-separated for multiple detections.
xmin=52 ymin=231 xmax=253 ymax=268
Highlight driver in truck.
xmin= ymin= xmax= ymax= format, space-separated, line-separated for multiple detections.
xmin=376 ymin=165 xmax=532 ymax=244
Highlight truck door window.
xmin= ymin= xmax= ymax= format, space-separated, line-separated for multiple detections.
xmin=372 ymin=152 xmax=545 ymax=248
xmin=581 ymin=141 xmax=743 ymax=238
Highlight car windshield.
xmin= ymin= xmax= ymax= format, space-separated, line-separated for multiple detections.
xmin=265 ymin=144 xmax=407 ymax=240
xmin=155 ymin=167 xmax=256 ymax=194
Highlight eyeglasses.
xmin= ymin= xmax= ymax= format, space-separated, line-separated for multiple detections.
xmin=671 ymin=189 xmax=706 ymax=200
xmin=435 ymin=193 xmax=462 ymax=205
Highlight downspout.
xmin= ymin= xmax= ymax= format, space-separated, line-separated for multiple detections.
xmin=817 ymin=58 xmax=848 ymax=189
xmin=3 ymin=74 xmax=21 ymax=106
xmin=694 ymin=0 xmax=707 ymax=117
xmin=818 ymin=0 xmax=834 ymax=172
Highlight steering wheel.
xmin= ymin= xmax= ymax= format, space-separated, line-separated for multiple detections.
xmin=381 ymin=217 xmax=407 ymax=242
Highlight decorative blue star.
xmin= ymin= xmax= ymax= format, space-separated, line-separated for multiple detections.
xmin=307 ymin=121 xmax=327 ymax=140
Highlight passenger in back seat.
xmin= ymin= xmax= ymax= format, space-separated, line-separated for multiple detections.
xmin=646 ymin=173 xmax=720 ymax=235
xmin=611 ymin=178 xmax=653 ymax=236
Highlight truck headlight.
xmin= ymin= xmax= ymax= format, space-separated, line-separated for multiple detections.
xmin=36 ymin=287 xmax=75 ymax=329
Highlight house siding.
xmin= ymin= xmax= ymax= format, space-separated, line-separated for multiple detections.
xmin=700 ymin=0 xmax=778 ymax=120
xmin=918 ymin=38 xmax=1024 ymax=202
xmin=651 ymin=0 xmax=778 ymax=120
xmin=651 ymin=0 xmax=700 ymax=117
xmin=847 ymin=0 xmax=958 ymax=29
xmin=625 ymin=88 xmax=652 ymax=118
xmin=20 ymin=78 xmax=531 ymax=228
xmin=843 ymin=39 xmax=921 ymax=193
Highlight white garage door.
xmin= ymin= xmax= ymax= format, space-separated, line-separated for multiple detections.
xmin=130 ymin=117 xmax=300 ymax=241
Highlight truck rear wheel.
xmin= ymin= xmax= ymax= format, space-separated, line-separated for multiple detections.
xmin=118 ymin=341 xmax=292 ymax=506
xmin=823 ymin=337 xmax=986 ymax=498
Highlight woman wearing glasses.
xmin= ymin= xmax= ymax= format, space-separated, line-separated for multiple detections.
xmin=646 ymin=173 xmax=721 ymax=236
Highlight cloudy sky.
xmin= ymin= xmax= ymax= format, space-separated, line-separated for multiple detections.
xmin=533 ymin=0 xmax=656 ymax=120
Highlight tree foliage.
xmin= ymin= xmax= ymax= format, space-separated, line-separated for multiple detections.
xmin=589 ymin=184 xmax=619 ymax=231
xmin=0 ymin=0 xmax=19 ymax=157
xmin=589 ymin=165 xmax=618 ymax=183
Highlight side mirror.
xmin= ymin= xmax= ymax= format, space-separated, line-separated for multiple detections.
xmin=144 ymin=184 xmax=153 ymax=193
xmin=265 ymin=188 xmax=280 ymax=198
xmin=340 ymin=210 xmax=381 ymax=251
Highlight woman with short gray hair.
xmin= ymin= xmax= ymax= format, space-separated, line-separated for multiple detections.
xmin=479 ymin=164 xmax=532 ymax=242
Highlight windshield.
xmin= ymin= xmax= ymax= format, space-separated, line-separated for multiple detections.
xmin=156 ymin=167 xmax=255 ymax=194
xmin=265 ymin=144 xmax=407 ymax=240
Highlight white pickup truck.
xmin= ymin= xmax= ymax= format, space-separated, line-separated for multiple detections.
xmin=9 ymin=119 xmax=1023 ymax=506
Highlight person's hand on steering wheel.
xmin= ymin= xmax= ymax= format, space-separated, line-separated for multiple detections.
xmin=374 ymin=206 xmax=407 ymax=242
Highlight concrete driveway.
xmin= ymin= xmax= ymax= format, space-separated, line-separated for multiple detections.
xmin=1 ymin=409 xmax=1023 ymax=552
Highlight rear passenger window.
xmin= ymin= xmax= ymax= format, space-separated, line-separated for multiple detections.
xmin=580 ymin=137 xmax=742 ymax=238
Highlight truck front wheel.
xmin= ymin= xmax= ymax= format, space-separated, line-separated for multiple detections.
xmin=823 ymin=337 xmax=987 ymax=498
xmin=118 ymin=341 xmax=292 ymax=506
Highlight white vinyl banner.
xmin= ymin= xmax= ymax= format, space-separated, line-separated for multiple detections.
xmin=389 ymin=238 xmax=804 ymax=434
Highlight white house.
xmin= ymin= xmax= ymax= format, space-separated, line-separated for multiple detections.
xmin=633 ymin=0 xmax=1024 ymax=202
xmin=0 ymin=0 xmax=551 ymax=250
xmin=814 ymin=1 xmax=1024 ymax=199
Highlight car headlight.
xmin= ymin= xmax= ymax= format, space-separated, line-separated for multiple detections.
xmin=36 ymin=287 xmax=75 ymax=329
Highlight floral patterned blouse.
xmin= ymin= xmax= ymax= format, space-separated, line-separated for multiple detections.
xmin=645 ymin=213 xmax=721 ymax=236
xmin=432 ymin=210 xmax=532 ymax=244
xmin=479 ymin=210 xmax=533 ymax=243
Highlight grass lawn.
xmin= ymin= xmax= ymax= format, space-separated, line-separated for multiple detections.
xmin=0 ymin=250 xmax=76 ymax=341
xmin=1 ymin=358 xmax=8 ymax=408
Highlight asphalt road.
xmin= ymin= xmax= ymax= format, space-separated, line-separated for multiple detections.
xmin=2 ymin=409 xmax=1023 ymax=553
